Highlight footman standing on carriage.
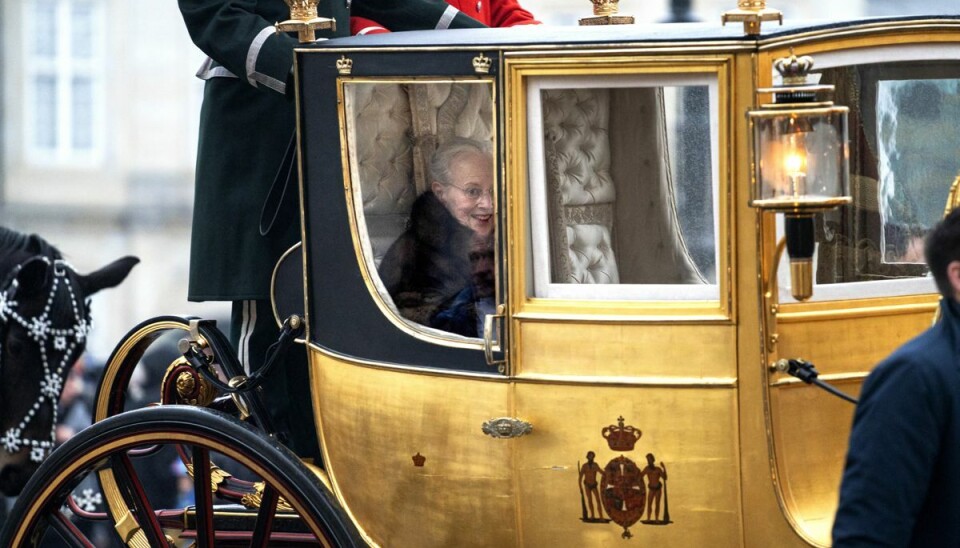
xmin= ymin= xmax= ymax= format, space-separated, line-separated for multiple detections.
xmin=177 ymin=0 xmax=537 ymax=461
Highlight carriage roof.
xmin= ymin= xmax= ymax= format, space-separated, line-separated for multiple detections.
xmin=300 ymin=15 xmax=960 ymax=50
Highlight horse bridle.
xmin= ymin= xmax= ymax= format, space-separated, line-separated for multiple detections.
xmin=0 ymin=256 xmax=90 ymax=463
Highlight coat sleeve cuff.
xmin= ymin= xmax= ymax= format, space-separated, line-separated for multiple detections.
xmin=248 ymin=26 xmax=299 ymax=95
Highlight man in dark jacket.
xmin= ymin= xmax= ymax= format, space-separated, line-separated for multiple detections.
xmin=178 ymin=0 xmax=488 ymax=459
xmin=833 ymin=207 xmax=960 ymax=546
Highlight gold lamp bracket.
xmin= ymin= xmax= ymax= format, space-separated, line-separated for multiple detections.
xmin=763 ymin=236 xmax=788 ymax=353
xmin=276 ymin=0 xmax=336 ymax=43
xmin=721 ymin=1 xmax=783 ymax=36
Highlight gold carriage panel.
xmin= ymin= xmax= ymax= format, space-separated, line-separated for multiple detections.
xmin=309 ymin=349 xmax=514 ymax=547
xmin=514 ymin=320 xmax=737 ymax=379
xmin=776 ymin=298 xmax=937 ymax=377
xmin=513 ymin=382 xmax=740 ymax=546
xmin=768 ymin=380 xmax=860 ymax=545
xmin=767 ymin=299 xmax=937 ymax=546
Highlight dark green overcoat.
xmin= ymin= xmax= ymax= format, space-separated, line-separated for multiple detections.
xmin=180 ymin=0 xmax=484 ymax=302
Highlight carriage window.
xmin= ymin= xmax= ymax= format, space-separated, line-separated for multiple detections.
xmin=342 ymin=80 xmax=498 ymax=340
xmin=778 ymin=55 xmax=959 ymax=301
xmin=526 ymin=74 xmax=720 ymax=301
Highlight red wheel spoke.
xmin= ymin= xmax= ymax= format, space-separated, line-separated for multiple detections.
xmin=50 ymin=511 xmax=96 ymax=548
xmin=192 ymin=445 xmax=216 ymax=548
xmin=111 ymin=452 xmax=168 ymax=546
xmin=250 ymin=484 xmax=280 ymax=547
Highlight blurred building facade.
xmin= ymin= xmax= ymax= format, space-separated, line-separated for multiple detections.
xmin=0 ymin=0 xmax=220 ymax=359
xmin=1 ymin=0 xmax=957 ymax=360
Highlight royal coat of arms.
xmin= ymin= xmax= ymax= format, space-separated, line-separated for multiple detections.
xmin=577 ymin=416 xmax=671 ymax=539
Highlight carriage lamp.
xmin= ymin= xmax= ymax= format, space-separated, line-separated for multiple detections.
xmin=747 ymin=52 xmax=850 ymax=301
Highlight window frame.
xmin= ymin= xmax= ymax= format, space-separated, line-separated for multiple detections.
xmin=22 ymin=0 xmax=105 ymax=167
xmin=338 ymin=76 xmax=502 ymax=349
xmin=504 ymin=55 xmax=735 ymax=321
xmin=525 ymin=72 xmax=721 ymax=302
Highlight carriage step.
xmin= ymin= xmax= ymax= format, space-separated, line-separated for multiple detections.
xmin=159 ymin=505 xmax=319 ymax=546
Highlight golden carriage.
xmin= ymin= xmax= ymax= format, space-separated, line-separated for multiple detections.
xmin=4 ymin=4 xmax=960 ymax=547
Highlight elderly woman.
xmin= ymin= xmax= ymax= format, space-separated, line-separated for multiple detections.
xmin=378 ymin=137 xmax=495 ymax=334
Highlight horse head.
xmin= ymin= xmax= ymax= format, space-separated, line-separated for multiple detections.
xmin=0 ymin=229 xmax=138 ymax=496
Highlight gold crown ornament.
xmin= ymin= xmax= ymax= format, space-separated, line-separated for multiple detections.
xmin=773 ymin=51 xmax=816 ymax=85
xmin=580 ymin=0 xmax=634 ymax=25
xmin=336 ymin=55 xmax=353 ymax=75
xmin=721 ymin=0 xmax=783 ymax=36
xmin=472 ymin=53 xmax=492 ymax=75
xmin=276 ymin=0 xmax=336 ymax=43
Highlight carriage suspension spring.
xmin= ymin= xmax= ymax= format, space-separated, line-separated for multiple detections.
xmin=178 ymin=315 xmax=304 ymax=395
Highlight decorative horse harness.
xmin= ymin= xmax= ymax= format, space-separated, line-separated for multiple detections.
xmin=0 ymin=257 xmax=90 ymax=463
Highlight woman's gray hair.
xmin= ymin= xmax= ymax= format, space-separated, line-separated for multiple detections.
xmin=429 ymin=137 xmax=492 ymax=186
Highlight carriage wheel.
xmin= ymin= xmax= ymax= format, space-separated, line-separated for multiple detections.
xmin=2 ymin=406 xmax=363 ymax=547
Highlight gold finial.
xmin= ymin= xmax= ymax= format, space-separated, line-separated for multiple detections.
xmin=276 ymin=0 xmax=336 ymax=43
xmin=336 ymin=55 xmax=353 ymax=75
xmin=579 ymin=0 xmax=634 ymax=25
xmin=592 ymin=0 xmax=618 ymax=16
xmin=472 ymin=53 xmax=492 ymax=75
xmin=721 ymin=0 xmax=782 ymax=36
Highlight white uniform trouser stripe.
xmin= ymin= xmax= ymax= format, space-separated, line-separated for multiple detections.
xmin=239 ymin=300 xmax=257 ymax=374
xmin=436 ymin=5 xmax=459 ymax=29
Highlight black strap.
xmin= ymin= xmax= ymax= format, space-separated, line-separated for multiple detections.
xmin=260 ymin=131 xmax=297 ymax=236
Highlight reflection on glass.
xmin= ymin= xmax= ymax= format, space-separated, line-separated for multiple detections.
xmin=877 ymin=78 xmax=959 ymax=263
xmin=533 ymin=82 xmax=717 ymax=300
xmin=343 ymin=82 xmax=496 ymax=338
xmin=814 ymin=62 xmax=959 ymax=284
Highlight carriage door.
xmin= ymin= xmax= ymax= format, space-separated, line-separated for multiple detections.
xmin=503 ymin=56 xmax=737 ymax=545
xmin=760 ymin=43 xmax=958 ymax=544
xmin=297 ymin=48 xmax=519 ymax=546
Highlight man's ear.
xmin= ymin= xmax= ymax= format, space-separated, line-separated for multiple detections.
xmin=947 ymin=260 xmax=960 ymax=297
xmin=431 ymin=181 xmax=445 ymax=198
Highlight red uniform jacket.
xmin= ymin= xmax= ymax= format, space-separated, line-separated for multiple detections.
xmin=352 ymin=0 xmax=539 ymax=35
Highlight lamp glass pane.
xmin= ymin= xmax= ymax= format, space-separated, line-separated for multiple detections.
xmin=752 ymin=109 xmax=849 ymax=206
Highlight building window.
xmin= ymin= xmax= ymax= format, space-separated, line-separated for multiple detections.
xmin=24 ymin=0 xmax=104 ymax=164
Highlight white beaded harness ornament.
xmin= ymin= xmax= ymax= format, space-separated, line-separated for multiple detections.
xmin=0 ymin=257 xmax=90 ymax=463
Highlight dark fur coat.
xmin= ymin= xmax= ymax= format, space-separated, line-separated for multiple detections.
xmin=378 ymin=192 xmax=475 ymax=327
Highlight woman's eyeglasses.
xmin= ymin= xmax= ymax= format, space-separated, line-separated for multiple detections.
xmin=446 ymin=183 xmax=493 ymax=201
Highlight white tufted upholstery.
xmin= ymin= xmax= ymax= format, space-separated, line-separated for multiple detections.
xmin=350 ymin=82 xmax=493 ymax=264
xmin=565 ymin=224 xmax=620 ymax=284
xmin=542 ymin=88 xmax=619 ymax=284
xmin=350 ymin=84 xmax=416 ymax=265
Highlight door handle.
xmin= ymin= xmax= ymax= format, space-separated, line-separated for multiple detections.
xmin=483 ymin=304 xmax=507 ymax=373
xmin=482 ymin=417 xmax=532 ymax=439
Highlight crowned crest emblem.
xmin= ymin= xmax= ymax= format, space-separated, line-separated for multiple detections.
xmin=472 ymin=53 xmax=492 ymax=75
xmin=336 ymin=55 xmax=353 ymax=75
xmin=602 ymin=416 xmax=641 ymax=452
